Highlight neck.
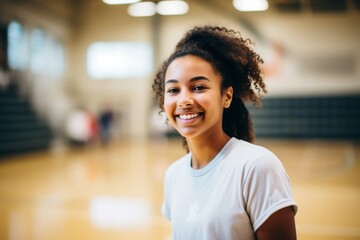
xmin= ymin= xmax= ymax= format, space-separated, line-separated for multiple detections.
xmin=187 ymin=132 xmax=230 ymax=169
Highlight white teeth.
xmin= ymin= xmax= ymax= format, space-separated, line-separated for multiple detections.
xmin=179 ymin=113 xmax=200 ymax=120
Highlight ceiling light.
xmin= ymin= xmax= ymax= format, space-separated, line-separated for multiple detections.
xmin=128 ymin=2 xmax=156 ymax=17
xmin=233 ymin=0 xmax=268 ymax=12
xmin=156 ymin=0 xmax=189 ymax=15
xmin=103 ymin=0 xmax=140 ymax=5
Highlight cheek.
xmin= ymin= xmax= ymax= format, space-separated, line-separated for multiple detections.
xmin=196 ymin=94 xmax=220 ymax=109
xmin=163 ymin=96 xmax=175 ymax=117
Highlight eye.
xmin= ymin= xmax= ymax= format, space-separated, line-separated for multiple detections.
xmin=166 ymin=88 xmax=179 ymax=94
xmin=193 ymin=85 xmax=207 ymax=91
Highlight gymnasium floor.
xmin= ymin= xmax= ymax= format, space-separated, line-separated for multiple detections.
xmin=0 ymin=138 xmax=359 ymax=240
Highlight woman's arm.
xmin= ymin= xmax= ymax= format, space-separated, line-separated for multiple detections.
xmin=255 ymin=206 xmax=297 ymax=240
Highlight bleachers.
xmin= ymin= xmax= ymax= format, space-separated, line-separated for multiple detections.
xmin=247 ymin=95 xmax=360 ymax=140
xmin=0 ymin=84 xmax=53 ymax=157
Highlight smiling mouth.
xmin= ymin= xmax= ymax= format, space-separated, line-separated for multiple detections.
xmin=178 ymin=113 xmax=201 ymax=120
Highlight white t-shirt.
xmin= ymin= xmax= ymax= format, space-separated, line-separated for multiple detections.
xmin=162 ymin=137 xmax=297 ymax=240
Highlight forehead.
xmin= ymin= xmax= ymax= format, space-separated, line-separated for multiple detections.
xmin=165 ymin=55 xmax=220 ymax=81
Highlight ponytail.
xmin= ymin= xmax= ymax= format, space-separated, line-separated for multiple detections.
xmin=223 ymin=96 xmax=254 ymax=143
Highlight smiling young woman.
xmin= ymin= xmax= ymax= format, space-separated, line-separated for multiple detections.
xmin=164 ymin=55 xmax=234 ymax=169
xmin=152 ymin=25 xmax=297 ymax=240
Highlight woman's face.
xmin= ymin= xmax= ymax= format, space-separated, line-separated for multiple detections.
xmin=164 ymin=55 xmax=232 ymax=140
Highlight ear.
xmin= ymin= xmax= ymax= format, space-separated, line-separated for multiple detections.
xmin=223 ymin=86 xmax=233 ymax=108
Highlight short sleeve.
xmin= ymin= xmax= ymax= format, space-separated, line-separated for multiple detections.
xmin=161 ymin=200 xmax=171 ymax=220
xmin=242 ymin=153 xmax=297 ymax=231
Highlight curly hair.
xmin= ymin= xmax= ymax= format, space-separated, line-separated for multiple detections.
xmin=152 ymin=25 xmax=267 ymax=149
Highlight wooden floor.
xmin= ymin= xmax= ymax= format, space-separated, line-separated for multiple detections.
xmin=0 ymin=138 xmax=359 ymax=240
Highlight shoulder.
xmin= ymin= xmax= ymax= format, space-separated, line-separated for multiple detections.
xmin=229 ymin=138 xmax=278 ymax=163
xmin=228 ymin=138 xmax=285 ymax=176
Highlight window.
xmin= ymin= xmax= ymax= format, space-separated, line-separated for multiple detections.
xmin=47 ymin=39 xmax=65 ymax=79
xmin=29 ymin=28 xmax=46 ymax=75
xmin=29 ymin=28 xmax=65 ymax=78
xmin=7 ymin=20 xmax=65 ymax=79
xmin=87 ymin=42 xmax=152 ymax=80
xmin=7 ymin=21 xmax=28 ymax=70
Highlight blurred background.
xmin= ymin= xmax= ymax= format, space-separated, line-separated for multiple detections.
xmin=0 ymin=0 xmax=359 ymax=239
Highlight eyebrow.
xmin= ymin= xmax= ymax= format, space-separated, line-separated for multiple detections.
xmin=165 ymin=76 xmax=210 ymax=85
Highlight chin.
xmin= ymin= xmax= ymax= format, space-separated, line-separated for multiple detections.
xmin=176 ymin=129 xmax=201 ymax=139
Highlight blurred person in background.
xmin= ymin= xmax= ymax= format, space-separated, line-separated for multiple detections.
xmin=152 ymin=25 xmax=297 ymax=240
xmin=98 ymin=107 xmax=114 ymax=145
xmin=66 ymin=107 xmax=98 ymax=146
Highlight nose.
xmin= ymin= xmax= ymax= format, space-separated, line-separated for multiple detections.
xmin=177 ymin=91 xmax=194 ymax=108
